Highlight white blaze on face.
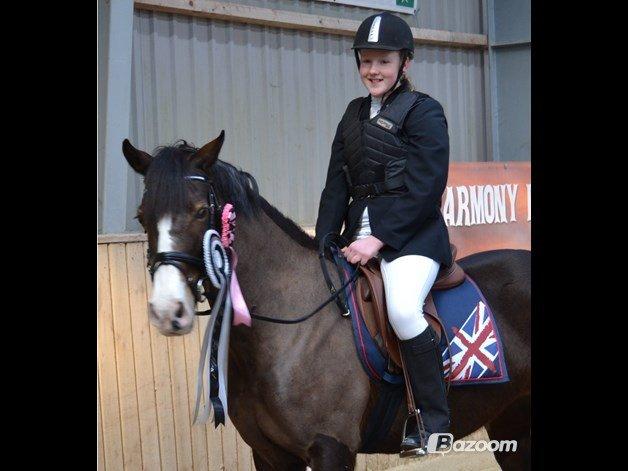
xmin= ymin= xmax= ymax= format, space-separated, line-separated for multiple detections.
xmin=149 ymin=216 xmax=194 ymax=322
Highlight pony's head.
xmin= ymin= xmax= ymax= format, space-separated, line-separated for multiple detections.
xmin=122 ymin=131 xmax=259 ymax=336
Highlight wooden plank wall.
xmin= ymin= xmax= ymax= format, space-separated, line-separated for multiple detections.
xmin=98 ymin=240 xmax=248 ymax=471
xmin=97 ymin=240 xmax=500 ymax=470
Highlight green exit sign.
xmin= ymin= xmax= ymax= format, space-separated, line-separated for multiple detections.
xmin=315 ymin=1 xmax=416 ymax=14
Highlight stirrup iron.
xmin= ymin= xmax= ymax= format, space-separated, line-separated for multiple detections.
xmin=400 ymin=409 xmax=428 ymax=458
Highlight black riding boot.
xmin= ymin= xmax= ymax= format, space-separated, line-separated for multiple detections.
xmin=399 ymin=325 xmax=450 ymax=456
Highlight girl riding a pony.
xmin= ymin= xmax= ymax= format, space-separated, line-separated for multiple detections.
xmin=315 ymin=12 xmax=452 ymax=456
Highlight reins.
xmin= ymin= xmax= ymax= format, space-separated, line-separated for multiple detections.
xmin=245 ymin=269 xmax=359 ymax=324
xmin=195 ymin=232 xmax=359 ymax=324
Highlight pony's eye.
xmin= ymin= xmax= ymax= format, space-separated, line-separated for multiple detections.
xmin=196 ymin=207 xmax=209 ymax=219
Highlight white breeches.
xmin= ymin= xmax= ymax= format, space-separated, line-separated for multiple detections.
xmin=380 ymin=255 xmax=440 ymax=340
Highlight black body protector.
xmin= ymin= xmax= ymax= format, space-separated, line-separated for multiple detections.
xmin=342 ymin=91 xmax=428 ymax=200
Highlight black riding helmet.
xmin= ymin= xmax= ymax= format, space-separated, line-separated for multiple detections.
xmin=352 ymin=12 xmax=415 ymax=96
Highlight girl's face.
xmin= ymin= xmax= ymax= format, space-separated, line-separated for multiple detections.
xmin=358 ymin=49 xmax=410 ymax=98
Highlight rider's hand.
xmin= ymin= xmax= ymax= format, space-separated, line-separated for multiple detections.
xmin=341 ymin=236 xmax=384 ymax=265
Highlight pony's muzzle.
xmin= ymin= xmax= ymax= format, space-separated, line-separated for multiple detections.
xmin=149 ymin=300 xmax=194 ymax=335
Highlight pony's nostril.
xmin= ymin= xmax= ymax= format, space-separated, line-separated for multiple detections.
xmin=175 ymin=302 xmax=184 ymax=319
xmin=172 ymin=319 xmax=181 ymax=331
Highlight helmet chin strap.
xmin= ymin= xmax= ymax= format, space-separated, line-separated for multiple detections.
xmin=381 ymin=64 xmax=406 ymax=104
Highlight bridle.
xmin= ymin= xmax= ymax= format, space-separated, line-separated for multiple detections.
xmin=146 ymin=174 xmax=221 ymax=306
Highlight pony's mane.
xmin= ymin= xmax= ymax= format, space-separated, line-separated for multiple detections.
xmin=142 ymin=140 xmax=318 ymax=251
xmin=257 ymin=197 xmax=318 ymax=251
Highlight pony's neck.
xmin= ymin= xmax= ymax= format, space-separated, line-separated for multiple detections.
xmin=231 ymin=207 xmax=316 ymax=288
xmin=226 ymin=204 xmax=322 ymax=376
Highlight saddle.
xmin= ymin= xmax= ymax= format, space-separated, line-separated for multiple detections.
xmin=355 ymin=245 xmax=466 ymax=372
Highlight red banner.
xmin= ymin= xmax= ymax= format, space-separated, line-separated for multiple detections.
xmin=443 ymin=162 xmax=530 ymax=259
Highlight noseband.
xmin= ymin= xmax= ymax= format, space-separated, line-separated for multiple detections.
xmin=146 ymin=175 xmax=221 ymax=304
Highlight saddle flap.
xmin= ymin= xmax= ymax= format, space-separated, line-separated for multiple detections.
xmin=423 ymin=294 xmax=442 ymax=341
xmin=356 ymin=262 xmax=402 ymax=369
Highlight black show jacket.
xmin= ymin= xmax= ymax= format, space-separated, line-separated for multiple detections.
xmin=315 ymin=84 xmax=452 ymax=266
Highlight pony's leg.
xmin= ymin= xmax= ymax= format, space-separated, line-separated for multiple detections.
xmin=485 ymin=394 xmax=531 ymax=471
xmin=307 ymin=434 xmax=356 ymax=471
xmin=251 ymin=448 xmax=307 ymax=471
xmin=229 ymin=396 xmax=307 ymax=470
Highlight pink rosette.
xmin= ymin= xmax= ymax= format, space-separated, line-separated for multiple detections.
xmin=219 ymin=203 xmax=251 ymax=327
xmin=221 ymin=203 xmax=236 ymax=248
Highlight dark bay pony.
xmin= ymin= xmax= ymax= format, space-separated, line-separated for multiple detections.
xmin=122 ymin=132 xmax=531 ymax=470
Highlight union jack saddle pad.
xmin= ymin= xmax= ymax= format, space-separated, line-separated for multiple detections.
xmin=433 ymin=276 xmax=509 ymax=385
xmin=334 ymin=252 xmax=509 ymax=387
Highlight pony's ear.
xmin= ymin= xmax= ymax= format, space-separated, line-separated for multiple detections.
xmin=190 ymin=130 xmax=225 ymax=172
xmin=122 ymin=139 xmax=152 ymax=175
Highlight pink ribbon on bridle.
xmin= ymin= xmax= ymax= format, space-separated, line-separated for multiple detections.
xmin=220 ymin=204 xmax=251 ymax=327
